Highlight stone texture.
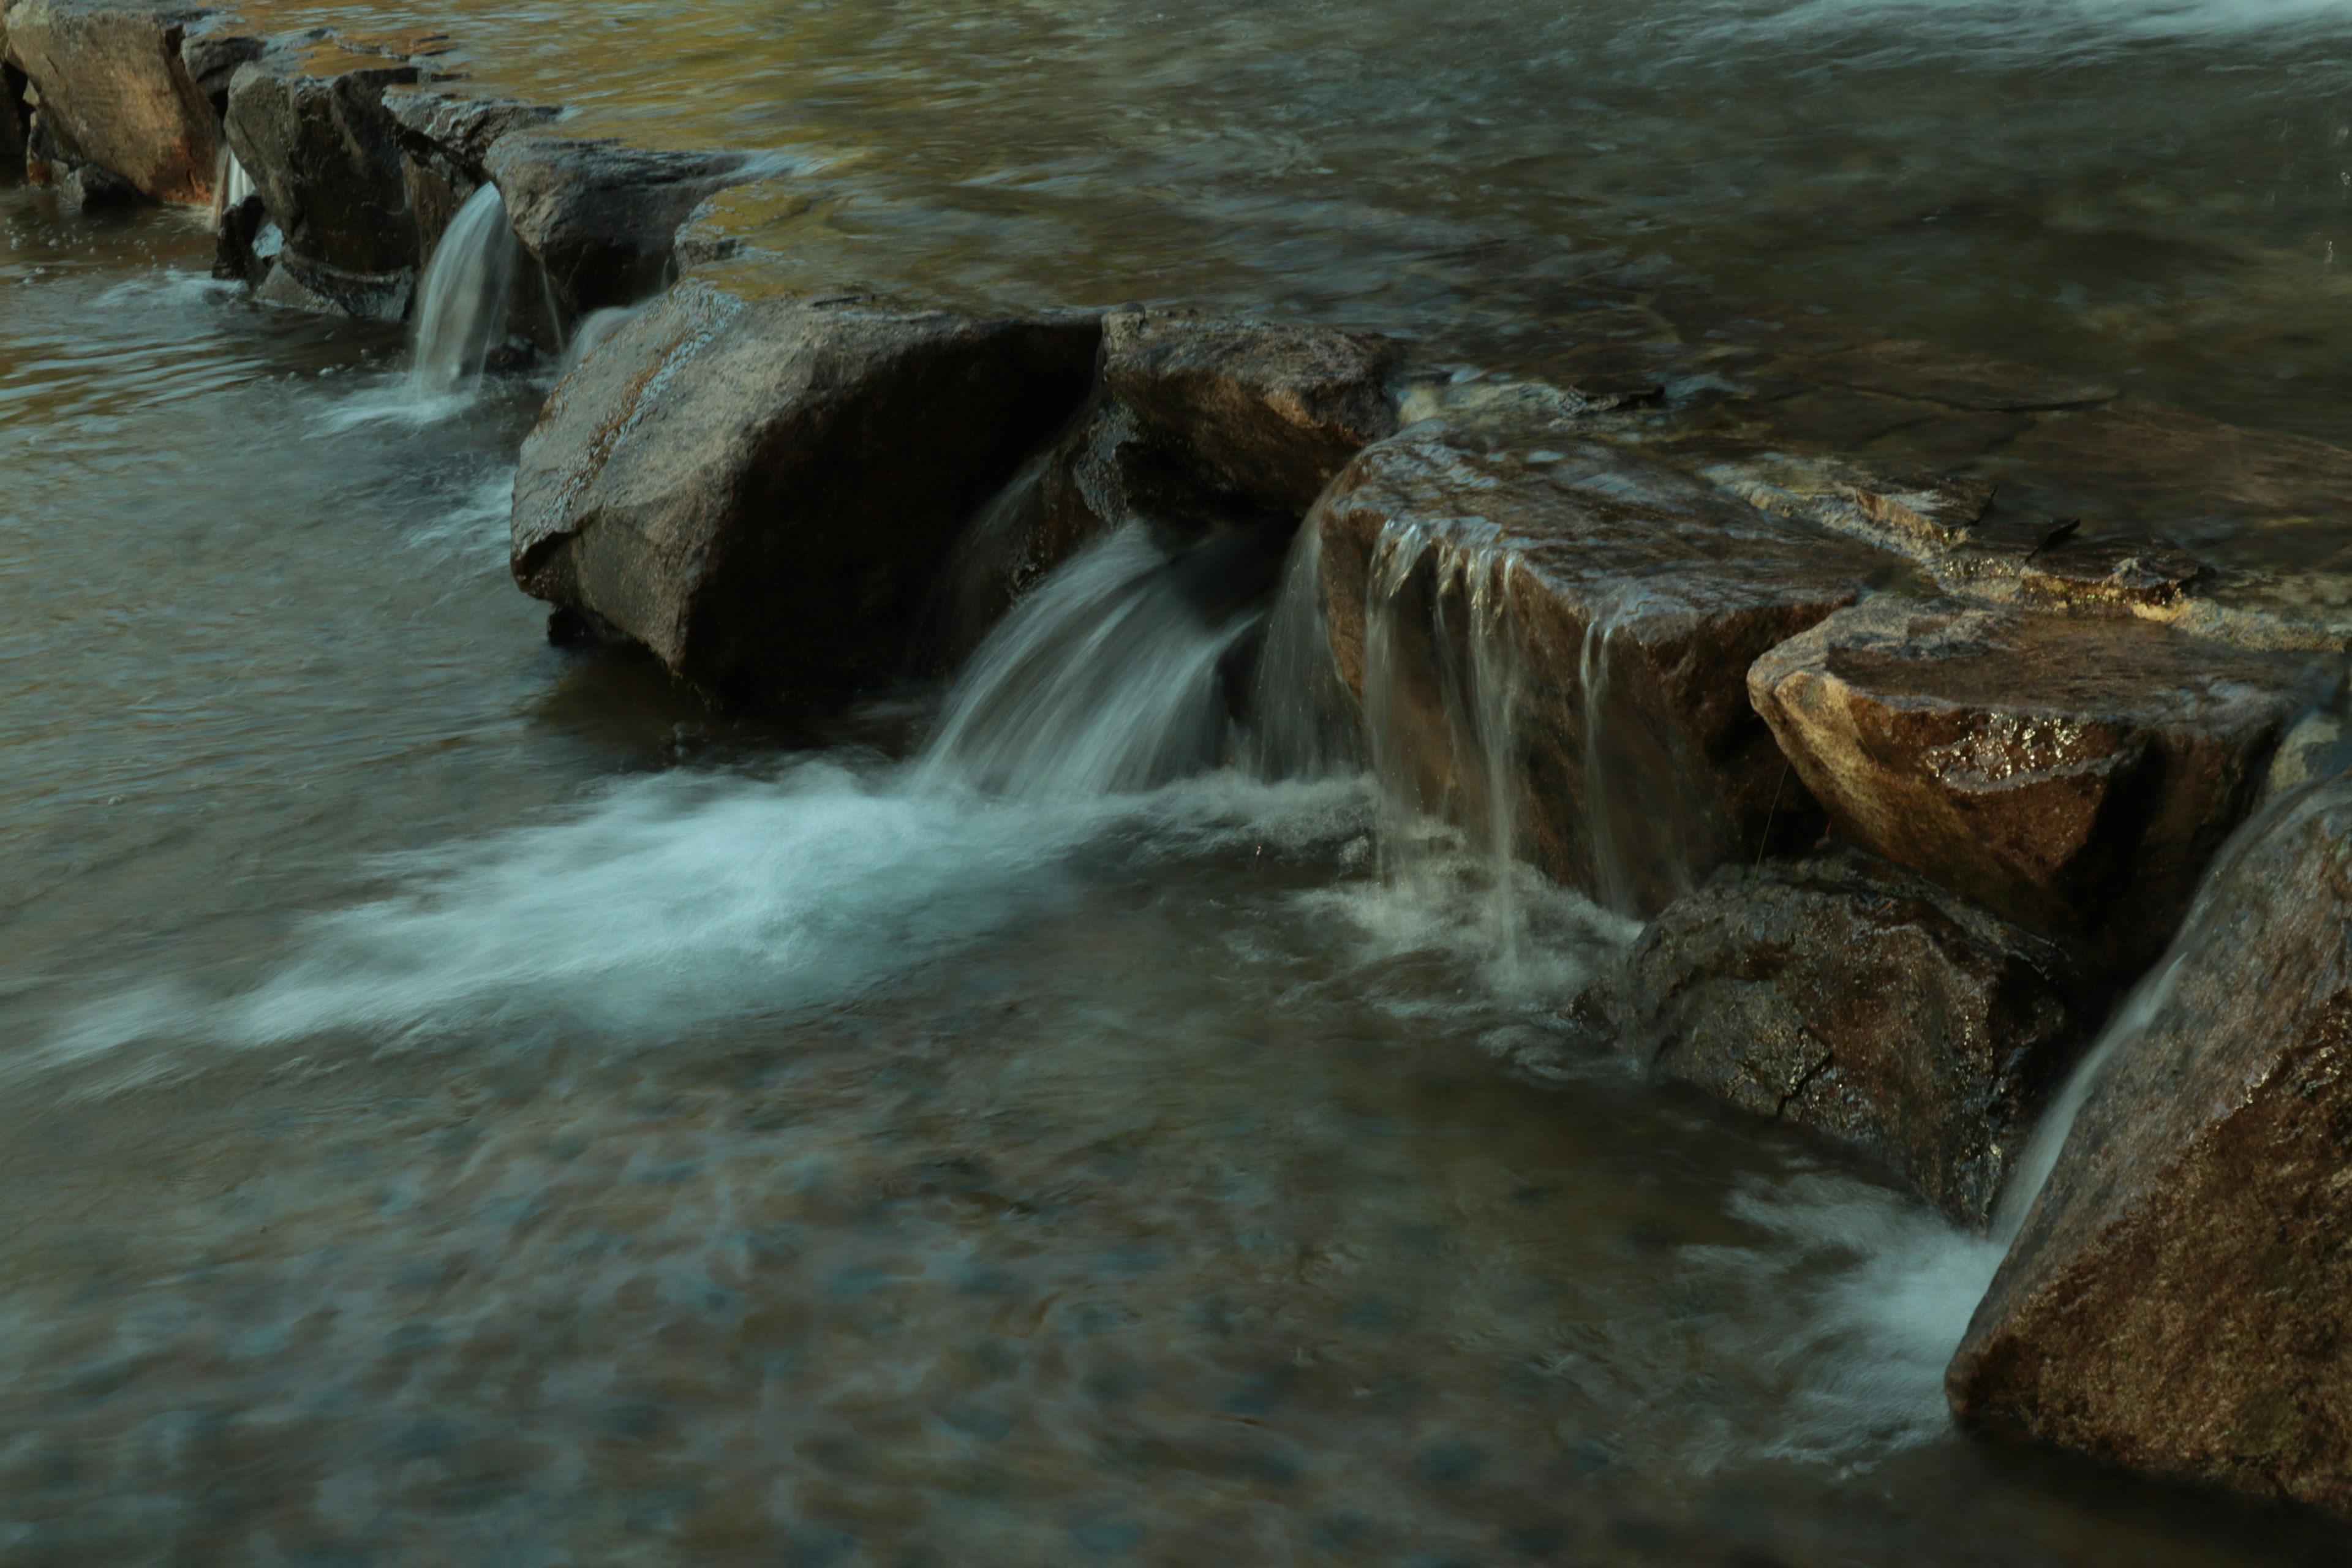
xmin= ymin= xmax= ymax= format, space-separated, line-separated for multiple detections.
xmin=486 ymin=136 xmax=759 ymax=318
xmin=223 ymin=45 xmax=420 ymax=319
xmin=1317 ymin=420 xmax=1900 ymax=916
xmin=511 ymin=284 xmax=1100 ymax=704
xmin=1949 ymin=774 xmax=2352 ymax=1517
xmin=382 ymin=86 xmax=559 ymax=266
xmin=1618 ymin=851 xmax=2081 ymax=1227
xmin=1101 ymin=310 xmax=1400 ymax=518
xmin=1748 ymin=597 xmax=2335 ymax=977
xmin=4 ymin=0 xmax=219 ymax=202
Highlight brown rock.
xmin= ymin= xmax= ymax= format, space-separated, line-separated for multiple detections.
xmin=223 ymin=43 xmax=420 ymax=318
xmin=485 ymin=135 xmax=761 ymax=319
xmin=1317 ymin=421 xmax=1898 ymax=916
xmin=1949 ymin=774 xmax=2352 ymax=1516
xmin=4 ymin=0 xmax=217 ymax=203
xmin=511 ymin=283 xmax=1100 ymax=705
xmin=1618 ymin=851 xmax=2081 ymax=1227
xmin=1748 ymin=597 xmax=2334 ymax=976
xmin=1101 ymin=310 xmax=1399 ymax=517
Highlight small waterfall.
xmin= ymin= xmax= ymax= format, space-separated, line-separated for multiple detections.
xmin=1988 ymin=774 xmax=2351 ymax=1246
xmin=1578 ymin=614 xmax=1629 ymax=914
xmin=919 ymin=523 xmax=1278 ymax=800
xmin=409 ymin=184 xmax=521 ymax=393
xmin=1247 ymin=519 xmax=1363 ymax=782
xmin=560 ymin=303 xmax=648 ymax=375
xmin=211 ymin=149 xmax=257 ymax=230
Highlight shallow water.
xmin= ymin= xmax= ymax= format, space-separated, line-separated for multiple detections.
xmin=7 ymin=3 xmax=2352 ymax=1564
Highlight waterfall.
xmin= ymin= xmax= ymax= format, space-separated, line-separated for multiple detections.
xmin=919 ymin=523 xmax=1280 ymax=800
xmin=560 ymin=303 xmax=648 ymax=375
xmin=409 ymin=184 xmax=521 ymax=393
xmin=1578 ymin=613 xmax=1628 ymax=914
xmin=1246 ymin=519 xmax=1363 ymax=782
xmin=1988 ymin=773 xmax=2351 ymax=1246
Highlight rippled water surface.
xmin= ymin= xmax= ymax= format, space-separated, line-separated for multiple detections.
xmin=7 ymin=2 xmax=2352 ymax=1564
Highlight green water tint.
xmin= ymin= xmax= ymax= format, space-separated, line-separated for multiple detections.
xmin=7 ymin=2 xmax=2352 ymax=1562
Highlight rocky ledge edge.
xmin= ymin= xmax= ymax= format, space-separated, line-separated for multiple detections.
xmin=11 ymin=0 xmax=2352 ymax=1528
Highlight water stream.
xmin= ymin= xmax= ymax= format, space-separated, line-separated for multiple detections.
xmin=7 ymin=2 xmax=2352 ymax=1562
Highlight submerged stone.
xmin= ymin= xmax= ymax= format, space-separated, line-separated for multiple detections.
xmin=4 ymin=0 xmax=221 ymax=203
xmin=1317 ymin=421 xmax=1898 ymax=916
xmin=511 ymin=283 xmax=1099 ymax=705
xmin=1748 ymin=597 xmax=2335 ymax=978
xmin=485 ymin=135 xmax=761 ymax=319
xmin=1949 ymin=774 xmax=2352 ymax=1517
xmin=1617 ymin=851 xmax=2081 ymax=1227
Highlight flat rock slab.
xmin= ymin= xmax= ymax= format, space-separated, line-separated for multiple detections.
xmin=1618 ymin=851 xmax=2081 ymax=1227
xmin=6 ymin=0 xmax=220 ymax=202
xmin=1749 ymin=597 xmax=2335 ymax=978
xmin=1950 ymin=775 xmax=2352 ymax=1517
xmin=487 ymin=136 xmax=763 ymax=317
xmin=511 ymin=283 xmax=1099 ymax=705
xmin=1317 ymin=420 xmax=1899 ymax=915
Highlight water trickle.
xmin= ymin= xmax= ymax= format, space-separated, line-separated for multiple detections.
xmin=1247 ymin=517 xmax=1363 ymax=783
xmin=409 ymin=184 xmax=522 ymax=393
xmin=559 ymin=303 xmax=647 ymax=375
xmin=919 ymin=522 xmax=1283 ymax=800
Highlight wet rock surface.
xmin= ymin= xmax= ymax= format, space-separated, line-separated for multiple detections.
xmin=1749 ymin=597 xmax=2335 ymax=978
xmin=1616 ymin=851 xmax=2081 ymax=1227
xmin=224 ymin=43 xmax=420 ymax=319
xmin=1317 ymin=418 xmax=1899 ymax=916
xmin=1950 ymin=775 xmax=2352 ymax=1517
xmin=486 ymin=136 xmax=760 ymax=318
xmin=5 ymin=0 xmax=222 ymax=203
xmin=383 ymin=86 xmax=559 ymax=265
xmin=511 ymin=283 xmax=1099 ymax=704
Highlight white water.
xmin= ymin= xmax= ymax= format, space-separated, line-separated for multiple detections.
xmin=409 ymin=184 xmax=522 ymax=394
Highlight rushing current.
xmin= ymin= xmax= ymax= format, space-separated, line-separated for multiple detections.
xmin=7 ymin=1 xmax=2352 ymax=1564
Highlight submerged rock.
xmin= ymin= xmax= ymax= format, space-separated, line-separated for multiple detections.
xmin=4 ymin=0 xmax=221 ymax=203
xmin=511 ymin=284 xmax=1099 ymax=704
xmin=485 ymin=137 xmax=760 ymax=319
xmin=1748 ymin=597 xmax=2335 ymax=978
xmin=224 ymin=43 xmax=420 ymax=319
xmin=1317 ymin=421 xmax=1897 ymax=916
xmin=1618 ymin=852 xmax=2081 ymax=1227
xmin=1949 ymin=774 xmax=2352 ymax=1517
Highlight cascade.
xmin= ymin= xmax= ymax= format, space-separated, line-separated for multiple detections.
xmin=1246 ymin=518 xmax=1363 ymax=783
xmin=409 ymin=184 xmax=522 ymax=392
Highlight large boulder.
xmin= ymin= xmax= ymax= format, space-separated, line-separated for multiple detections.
xmin=511 ymin=283 xmax=1101 ymax=704
xmin=1748 ymin=597 xmax=2336 ymax=978
xmin=5 ymin=0 xmax=221 ymax=202
xmin=1316 ymin=418 xmax=1898 ymax=916
xmin=1949 ymin=773 xmax=2352 ymax=1516
xmin=484 ymin=136 xmax=760 ymax=320
xmin=223 ymin=43 xmax=420 ymax=319
xmin=1616 ymin=852 xmax=2081 ymax=1227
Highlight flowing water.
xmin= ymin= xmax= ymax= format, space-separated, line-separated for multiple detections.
xmin=9 ymin=2 xmax=2352 ymax=1564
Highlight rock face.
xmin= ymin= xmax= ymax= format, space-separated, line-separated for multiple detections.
xmin=224 ymin=46 xmax=422 ymax=319
xmin=4 ymin=0 xmax=220 ymax=203
xmin=1317 ymin=421 xmax=1898 ymax=916
xmin=382 ymin=87 xmax=559 ymax=267
xmin=1949 ymin=774 xmax=2352 ymax=1517
xmin=1748 ymin=597 xmax=2335 ymax=977
xmin=486 ymin=137 xmax=759 ymax=320
xmin=1618 ymin=852 xmax=2081 ymax=1227
xmin=511 ymin=284 xmax=1100 ymax=704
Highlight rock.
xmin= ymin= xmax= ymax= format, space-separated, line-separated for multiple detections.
xmin=209 ymin=189 xmax=266 ymax=283
xmin=484 ymin=136 xmax=760 ymax=319
xmin=176 ymin=21 xmax=258 ymax=110
xmin=1316 ymin=419 xmax=1901 ymax=916
xmin=1101 ymin=310 xmax=1400 ymax=518
xmin=382 ymin=86 xmax=560 ymax=266
xmin=1748 ymin=597 xmax=2337 ymax=978
xmin=223 ymin=43 xmax=420 ymax=319
xmin=1804 ymin=338 xmax=2117 ymax=413
xmin=1948 ymin=773 xmax=2352 ymax=1517
xmin=511 ymin=284 xmax=1101 ymax=704
xmin=1 ymin=48 xmax=28 ymax=174
xmin=56 ymin=151 xmax=131 ymax=208
xmin=1618 ymin=851 xmax=2081 ymax=1227
xmin=4 ymin=0 xmax=219 ymax=203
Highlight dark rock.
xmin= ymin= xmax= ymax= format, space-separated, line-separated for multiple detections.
xmin=1618 ymin=851 xmax=2081 ymax=1226
xmin=1101 ymin=310 xmax=1400 ymax=518
xmin=5 ymin=0 xmax=218 ymax=203
xmin=176 ymin=22 xmax=258 ymax=108
xmin=0 ymin=51 xmax=28 ymax=174
xmin=1748 ymin=597 xmax=2336 ymax=978
xmin=209 ymin=189 xmax=265 ymax=282
xmin=484 ymin=135 xmax=760 ymax=320
xmin=55 ymin=151 xmax=130 ymax=208
xmin=1949 ymin=774 xmax=2352 ymax=1517
xmin=511 ymin=284 xmax=1101 ymax=704
xmin=382 ymin=86 xmax=559 ymax=268
xmin=223 ymin=43 xmax=420 ymax=318
xmin=1316 ymin=420 xmax=1898 ymax=916
xmin=1804 ymin=338 xmax=2117 ymax=413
